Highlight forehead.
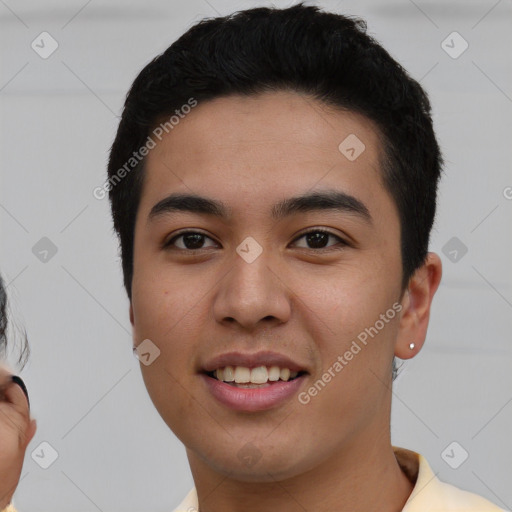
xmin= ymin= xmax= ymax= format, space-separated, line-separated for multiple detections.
xmin=140 ymin=91 xmax=394 ymax=225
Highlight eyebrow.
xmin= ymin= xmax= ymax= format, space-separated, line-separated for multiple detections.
xmin=148 ymin=190 xmax=372 ymax=224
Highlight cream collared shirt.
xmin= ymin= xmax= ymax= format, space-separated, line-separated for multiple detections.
xmin=171 ymin=446 xmax=506 ymax=512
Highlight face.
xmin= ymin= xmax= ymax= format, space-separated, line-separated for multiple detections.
xmin=130 ymin=91 xmax=406 ymax=481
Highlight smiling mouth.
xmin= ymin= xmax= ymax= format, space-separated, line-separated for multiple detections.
xmin=205 ymin=365 xmax=307 ymax=388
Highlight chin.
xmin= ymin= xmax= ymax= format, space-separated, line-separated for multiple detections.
xmin=194 ymin=443 xmax=318 ymax=483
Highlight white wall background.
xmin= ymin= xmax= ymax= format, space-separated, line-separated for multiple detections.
xmin=0 ymin=0 xmax=511 ymax=510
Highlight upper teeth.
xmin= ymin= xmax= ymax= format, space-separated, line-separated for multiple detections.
xmin=214 ymin=366 xmax=299 ymax=384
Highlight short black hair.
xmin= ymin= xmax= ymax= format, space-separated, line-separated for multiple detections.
xmin=107 ymin=2 xmax=442 ymax=300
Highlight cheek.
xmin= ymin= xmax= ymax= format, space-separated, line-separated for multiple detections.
xmin=293 ymin=263 xmax=400 ymax=401
xmin=139 ymin=358 xmax=198 ymax=445
xmin=297 ymin=316 xmax=398 ymax=437
xmin=131 ymin=276 xmax=191 ymax=390
xmin=132 ymin=263 xmax=198 ymax=337
xmin=132 ymin=278 xmax=203 ymax=435
xmin=293 ymin=261 xmax=397 ymax=339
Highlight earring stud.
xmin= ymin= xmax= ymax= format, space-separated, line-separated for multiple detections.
xmin=409 ymin=342 xmax=415 ymax=350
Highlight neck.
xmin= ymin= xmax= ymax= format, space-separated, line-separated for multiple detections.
xmin=187 ymin=432 xmax=414 ymax=512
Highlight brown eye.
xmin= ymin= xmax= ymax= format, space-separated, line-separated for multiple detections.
xmin=292 ymin=229 xmax=347 ymax=250
xmin=165 ymin=231 xmax=218 ymax=251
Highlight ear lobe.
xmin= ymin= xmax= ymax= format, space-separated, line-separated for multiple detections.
xmin=27 ymin=418 xmax=37 ymax=446
xmin=395 ymin=252 xmax=442 ymax=360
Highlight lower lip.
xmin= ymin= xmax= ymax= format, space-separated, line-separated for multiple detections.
xmin=201 ymin=374 xmax=306 ymax=412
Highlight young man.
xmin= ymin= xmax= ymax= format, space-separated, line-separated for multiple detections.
xmin=104 ymin=3 xmax=504 ymax=512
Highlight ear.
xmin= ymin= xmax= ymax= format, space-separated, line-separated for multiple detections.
xmin=129 ymin=302 xmax=134 ymax=327
xmin=26 ymin=418 xmax=37 ymax=446
xmin=395 ymin=252 xmax=442 ymax=359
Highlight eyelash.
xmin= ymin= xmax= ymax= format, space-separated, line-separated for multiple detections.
xmin=163 ymin=228 xmax=349 ymax=253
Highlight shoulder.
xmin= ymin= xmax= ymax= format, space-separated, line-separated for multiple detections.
xmin=1 ymin=505 xmax=18 ymax=512
xmin=395 ymin=447 xmax=506 ymax=512
xmin=423 ymin=476 xmax=506 ymax=511
xmin=171 ymin=488 xmax=198 ymax=512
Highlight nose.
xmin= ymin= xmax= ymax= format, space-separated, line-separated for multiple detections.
xmin=212 ymin=245 xmax=291 ymax=330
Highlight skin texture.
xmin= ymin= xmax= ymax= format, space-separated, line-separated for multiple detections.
xmin=129 ymin=91 xmax=442 ymax=512
xmin=0 ymin=364 xmax=37 ymax=509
